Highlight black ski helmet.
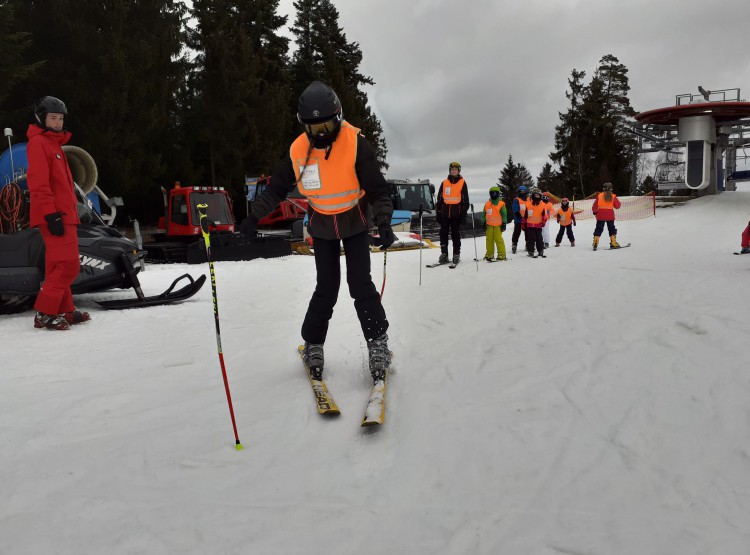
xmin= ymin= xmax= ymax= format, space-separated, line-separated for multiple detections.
xmin=602 ymin=182 xmax=613 ymax=191
xmin=297 ymin=81 xmax=343 ymax=148
xmin=34 ymin=96 xmax=67 ymax=129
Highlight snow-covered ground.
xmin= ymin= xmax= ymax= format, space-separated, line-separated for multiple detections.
xmin=2 ymin=188 xmax=750 ymax=555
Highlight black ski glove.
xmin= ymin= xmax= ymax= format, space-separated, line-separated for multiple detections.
xmin=239 ymin=215 xmax=258 ymax=239
xmin=44 ymin=212 xmax=65 ymax=236
xmin=501 ymin=224 xmax=506 ymax=232
xmin=377 ymin=223 xmax=395 ymax=250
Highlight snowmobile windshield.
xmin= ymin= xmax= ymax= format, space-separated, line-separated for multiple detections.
xmin=190 ymin=192 xmax=233 ymax=225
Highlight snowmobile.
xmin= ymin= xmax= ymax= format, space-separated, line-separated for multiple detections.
xmin=0 ymin=187 xmax=205 ymax=314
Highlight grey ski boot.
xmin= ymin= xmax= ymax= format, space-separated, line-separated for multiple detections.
xmin=303 ymin=342 xmax=324 ymax=380
xmin=367 ymin=333 xmax=391 ymax=382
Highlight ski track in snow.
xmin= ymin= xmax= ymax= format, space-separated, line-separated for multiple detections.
xmin=3 ymin=189 xmax=750 ymax=553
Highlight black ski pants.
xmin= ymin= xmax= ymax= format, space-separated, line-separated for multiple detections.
xmin=512 ymin=221 xmax=523 ymax=246
xmin=439 ymin=217 xmax=462 ymax=255
xmin=593 ymin=220 xmax=617 ymax=237
xmin=524 ymin=227 xmax=544 ymax=255
xmin=302 ymin=231 xmax=388 ymax=344
xmin=556 ymin=224 xmax=575 ymax=244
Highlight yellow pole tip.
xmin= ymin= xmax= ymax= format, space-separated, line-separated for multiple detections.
xmin=235 ymin=443 xmax=244 ymax=451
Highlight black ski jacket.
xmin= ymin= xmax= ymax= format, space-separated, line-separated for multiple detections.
xmin=251 ymin=135 xmax=393 ymax=241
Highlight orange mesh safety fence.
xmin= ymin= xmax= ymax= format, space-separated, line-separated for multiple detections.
xmin=549 ymin=192 xmax=656 ymax=221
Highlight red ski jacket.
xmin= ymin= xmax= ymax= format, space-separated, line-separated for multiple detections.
xmin=592 ymin=192 xmax=621 ymax=221
xmin=26 ymin=124 xmax=80 ymax=227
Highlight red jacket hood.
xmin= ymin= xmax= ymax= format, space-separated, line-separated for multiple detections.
xmin=26 ymin=124 xmax=72 ymax=145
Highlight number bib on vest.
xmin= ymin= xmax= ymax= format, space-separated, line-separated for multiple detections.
xmin=299 ymin=161 xmax=322 ymax=190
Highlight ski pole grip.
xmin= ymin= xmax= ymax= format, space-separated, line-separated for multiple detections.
xmin=197 ymin=203 xmax=209 ymax=234
xmin=418 ymin=203 xmax=423 ymax=218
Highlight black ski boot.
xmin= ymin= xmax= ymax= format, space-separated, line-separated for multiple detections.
xmin=303 ymin=342 xmax=324 ymax=380
xmin=367 ymin=333 xmax=391 ymax=382
xmin=438 ymin=252 xmax=448 ymax=264
xmin=512 ymin=243 xmax=517 ymax=254
xmin=452 ymin=254 xmax=460 ymax=265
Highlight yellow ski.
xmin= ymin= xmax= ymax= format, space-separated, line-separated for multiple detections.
xmin=298 ymin=345 xmax=340 ymax=415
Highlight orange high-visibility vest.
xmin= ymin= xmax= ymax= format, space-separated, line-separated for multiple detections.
xmin=291 ymin=121 xmax=364 ymax=215
xmin=484 ymin=200 xmax=505 ymax=226
xmin=442 ymin=178 xmax=465 ymax=205
xmin=558 ymin=207 xmax=573 ymax=225
xmin=596 ymin=192 xmax=616 ymax=210
xmin=522 ymin=199 xmax=545 ymax=225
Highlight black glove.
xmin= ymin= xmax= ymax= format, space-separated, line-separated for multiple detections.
xmin=501 ymin=224 xmax=506 ymax=232
xmin=239 ymin=216 xmax=258 ymax=239
xmin=377 ymin=223 xmax=396 ymax=250
xmin=44 ymin=212 xmax=64 ymax=236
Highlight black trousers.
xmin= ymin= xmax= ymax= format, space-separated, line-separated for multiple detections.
xmin=512 ymin=221 xmax=523 ymax=245
xmin=439 ymin=217 xmax=462 ymax=254
xmin=556 ymin=224 xmax=575 ymax=244
xmin=593 ymin=220 xmax=617 ymax=237
xmin=301 ymin=231 xmax=388 ymax=344
xmin=524 ymin=227 xmax=544 ymax=255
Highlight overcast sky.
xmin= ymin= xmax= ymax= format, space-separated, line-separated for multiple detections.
xmin=277 ymin=0 xmax=750 ymax=197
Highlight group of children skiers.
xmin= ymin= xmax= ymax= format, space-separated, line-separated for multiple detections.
xmin=435 ymin=162 xmax=625 ymax=262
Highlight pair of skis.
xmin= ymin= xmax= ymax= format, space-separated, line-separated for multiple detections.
xmin=297 ymin=345 xmax=388 ymax=427
xmin=426 ymin=260 xmax=460 ymax=269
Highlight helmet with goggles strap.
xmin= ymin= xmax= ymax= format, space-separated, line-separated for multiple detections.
xmin=297 ymin=81 xmax=343 ymax=149
xmin=449 ymin=161 xmax=461 ymax=173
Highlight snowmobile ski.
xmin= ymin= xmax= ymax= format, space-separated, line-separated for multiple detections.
xmin=297 ymin=345 xmax=340 ymax=416
xmin=95 ymin=273 xmax=206 ymax=310
xmin=361 ymin=374 xmax=389 ymax=427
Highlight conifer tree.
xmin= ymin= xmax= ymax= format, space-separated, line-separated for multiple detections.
xmin=187 ymin=0 xmax=291 ymax=200
xmin=536 ymin=162 xmax=562 ymax=198
xmin=0 ymin=3 xmax=43 ymax=121
xmin=1 ymin=0 xmax=187 ymax=220
xmin=516 ymin=163 xmax=535 ymax=189
xmin=289 ymin=0 xmax=387 ymax=168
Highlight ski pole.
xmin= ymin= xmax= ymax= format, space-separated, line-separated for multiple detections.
xmin=380 ymin=250 xmax=387 ymax=300
xmin=197 ymin=203 xmax=243 ymax=450
xmin=418 ymin=204 xmax=424 ymax=286
xmin=470 ymin=203 xmax=478 ymax=272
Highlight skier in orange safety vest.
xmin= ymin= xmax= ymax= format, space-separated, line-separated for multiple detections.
xmin=242 ymin=81 xmax=395 ymax=384
xmin=435 ymin=161 xmax=470 ymax=265
xmin=520 ymin=186 xmax=548 ymax=258
xmin=591 ymin=182 xmax=622 ymax=250
xmin=554 ymin=197 xmax=576 ymax=247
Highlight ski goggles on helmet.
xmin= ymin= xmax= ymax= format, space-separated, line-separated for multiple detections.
xmin=304 ymin=115 xmax=341 ymax=137
xmin=302 ymin=113 xmax=342 ymax=137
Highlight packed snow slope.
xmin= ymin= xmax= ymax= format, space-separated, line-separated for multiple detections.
xmin=2 ymin=188 xmax=750 ymax=555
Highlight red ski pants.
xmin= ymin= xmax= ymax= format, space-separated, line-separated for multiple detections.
xmin=34 ymin=224 xmax=80 ymax=315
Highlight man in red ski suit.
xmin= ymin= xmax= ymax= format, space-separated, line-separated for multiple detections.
xmin=26 ymin=96 xmax=90 ymax=330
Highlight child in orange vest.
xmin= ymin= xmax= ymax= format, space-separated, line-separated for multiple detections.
xmin=520 ymin=187 xmax=548 ymax=258
xmin=554 ymin=197 xmax=576 ymax=246
xmin=591 ymin=182 xmax=622 ymax=250
xmin=481 ymin=186 xmax=507 ymax=261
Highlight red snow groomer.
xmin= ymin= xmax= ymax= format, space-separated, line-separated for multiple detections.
xmin=253 ymin=175 xmax=309 ymax=240
xmin=145 ymin=181 xmax=289 ymax=263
